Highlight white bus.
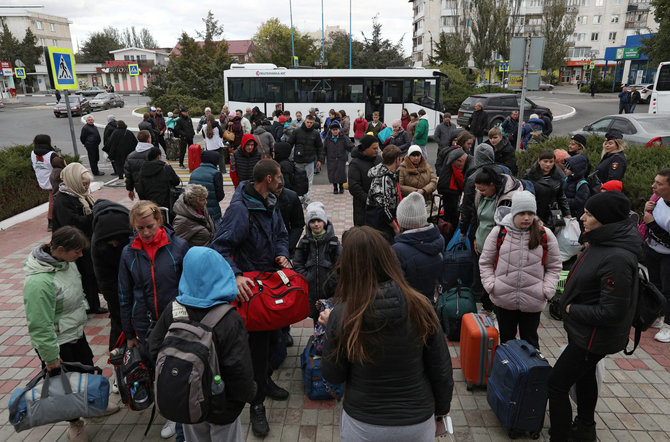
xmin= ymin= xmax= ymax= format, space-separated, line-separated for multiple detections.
xmin=648 ymin=61 xmax=670 ymax=115
xmin=223 ymin=64 xmax=448 ymax=136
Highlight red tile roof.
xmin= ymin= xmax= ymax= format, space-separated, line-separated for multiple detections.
xmin=170 ymin=40 xmax=254 ymax=57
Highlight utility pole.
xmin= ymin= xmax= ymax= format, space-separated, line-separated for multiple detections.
xmin=516 ymin=35 xmax=532 ymax=152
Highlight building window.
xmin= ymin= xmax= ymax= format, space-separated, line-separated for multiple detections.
xmin=442 ymin=0 xmax=457 ymax=8
xmin=35 ymin=21 xmax=42 ymax=30
xmin=611 ymin=15 xmax=619 ymax=23
xmin=608 ymin=32 xmax=617 ymax=40
xmin=38 ymin=38 xmax=45 ymax=45
xmin=50 ymin=23 xmax=55 ymax=32
xmin=591 ymin=32 xmax=599 ymax=41
xmin=528 ymin=18 xmax=542 ymax=25
xmin=593 ymin=15 xmax=601 ymax=24
xmin=574 ymin=33 xmax=586 ymax=42
xmin=577 ymin=15 xmax=588 ymax=24
xmin=140 ymin=55 xmax=147 ymax=60
xmin=52 ymin=39 xmax=57 ymax=46
xmin=529 ymin=0 xmax=544 ymax=6
xmin=569 ymin=47 xmax=592 ymax=58
xmin=595 ymin=0 xmax=603 ymax=5
xmin=441 ymin=16 xmax=457 ymax=26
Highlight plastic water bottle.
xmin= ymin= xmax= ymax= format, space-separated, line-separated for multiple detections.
xmin=132 ymin=381 xmax=149 ymax=404
xmin=211 ymin=375 xmax=224 ymax=396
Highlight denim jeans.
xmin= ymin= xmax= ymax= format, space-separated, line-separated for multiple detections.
xmin=295 ymin=161 xmax=315 ymax=203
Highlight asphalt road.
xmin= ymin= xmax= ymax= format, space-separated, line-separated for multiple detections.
xmin=0 ymin=87 xmax=647 ymax=186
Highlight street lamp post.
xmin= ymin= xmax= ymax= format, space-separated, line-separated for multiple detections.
xmin=349 ymin=0 xmax=352 ymax=69
xmin=289 ymin=0 xmax=296 ymax=66
xmin=321 ymin=0 xmax=325 ymax=68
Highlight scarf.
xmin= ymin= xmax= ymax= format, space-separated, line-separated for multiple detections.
xmin=60 ymin=162 xmax=95 ymax=214
xmin=450 ymin=166 xmax=464 ymax=191
xmin=139 ymin=227 xmax=168 ymax=262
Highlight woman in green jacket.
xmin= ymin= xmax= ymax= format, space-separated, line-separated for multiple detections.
xmin=23 ymin=226 xmax=118 ymax=441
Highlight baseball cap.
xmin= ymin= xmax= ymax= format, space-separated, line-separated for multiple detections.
xmin=150 ymin=106 xmax=157 ymax=112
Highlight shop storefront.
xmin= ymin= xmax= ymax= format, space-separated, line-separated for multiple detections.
xmin=604 ymin=34 xmax=656 ymax=87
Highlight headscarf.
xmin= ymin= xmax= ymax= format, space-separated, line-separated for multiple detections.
xmin=60 ymin=162 xmax=95 ymax=214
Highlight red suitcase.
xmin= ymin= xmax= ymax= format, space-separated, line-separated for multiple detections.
xmin=460 ymin=312 xmax=499 ymax=390
xmin=188 ymin=144 xmax=202 ymax=171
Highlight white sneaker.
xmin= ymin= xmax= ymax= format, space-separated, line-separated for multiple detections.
xmin=161 ymin=421 xmax=176 ymax=439
xmin=654 ymin=324 xmax=670 ymax=343
xmin=112 ymin=380 xmax=119 ymax=394
xmin=651 ymin=317 xmax=665 ymax=329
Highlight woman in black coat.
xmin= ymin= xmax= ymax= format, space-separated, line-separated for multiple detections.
xmin=437 ymin=147 xmax=470 ymax=228
xmin=348 ymin=135 xmax=381 ymax=226
xmin=107 ymin=120 xmax=138 ymax=179
xmin=52 ymin=162 xmax=106 ymax=314
xmin=548 ymin=192 xmax=640 ymax=442
xmin=595 ymin=132 xmax=626 ymax=184
xmin=323 ymin=121 xmax=354 ymax=194
xmin=523 ymin=150 xmax=571 ymax=231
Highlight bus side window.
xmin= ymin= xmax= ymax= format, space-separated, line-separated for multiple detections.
xmin=229 ymin=78 xmax=253 ymax=101
xmin=412 ymin=79 xmax=436 ymax=109
xmin=657 ymin=64 xmax=670 ymax=91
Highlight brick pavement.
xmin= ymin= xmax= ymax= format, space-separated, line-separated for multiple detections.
xmin=1 ymin=183 xmax=670 ymax=441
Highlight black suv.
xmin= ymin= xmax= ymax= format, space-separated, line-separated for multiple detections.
xmin=457 ymin=93 xmax=552 ymax=129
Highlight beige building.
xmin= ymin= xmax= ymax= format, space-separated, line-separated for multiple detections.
xmin=0 ymin=8 xmax=73 ymax=52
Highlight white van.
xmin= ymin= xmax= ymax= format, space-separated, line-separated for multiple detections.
xmin=648 ymin=62 xmax=670 ymax=115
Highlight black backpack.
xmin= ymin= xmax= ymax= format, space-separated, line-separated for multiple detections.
xmin=624 ymin=265 xmax=667 ymax=355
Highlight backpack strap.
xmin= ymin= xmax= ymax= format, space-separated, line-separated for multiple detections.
xmin=494 ymin=227 xmax=507 ymax=271
xmin=200 ymin=303 xmax=236 ymax=329
xmin=576 ymin=179 xmax=588 ymax=191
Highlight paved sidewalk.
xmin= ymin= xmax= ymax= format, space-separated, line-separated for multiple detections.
xmin=1 ymin=184 xmax=670 ymax=441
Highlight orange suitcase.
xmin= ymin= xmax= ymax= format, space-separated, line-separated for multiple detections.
xmin=460 ymin=312 xmax=498 ymax=390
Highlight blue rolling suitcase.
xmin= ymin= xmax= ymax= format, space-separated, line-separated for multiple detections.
xmin=486 ymin=339 xmax=551 ymax=439
xmin=441 ymin=227 xmax=473 ymax=290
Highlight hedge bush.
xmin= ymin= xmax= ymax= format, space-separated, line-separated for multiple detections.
xmin=0 ymin=145 xmax=78 ymax=222
xmin=515 ymin=134 xmax=670 ymax=214
xmin=579 ymin=77 xmax=618 ymax=94
xmin=150 ymin=94 xmax=226 ymax=118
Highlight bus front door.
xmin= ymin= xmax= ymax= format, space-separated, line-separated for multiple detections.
xmin=364 ymin=79 xmax=384 ymax=121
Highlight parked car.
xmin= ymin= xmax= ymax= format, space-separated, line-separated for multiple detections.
xmin=539 ymin=82 xmax=554 ymax=91
xmin=457 ymin=93 xmax=552 ymax=129
xmin=77 ymin=87 xmax=106 ymax=97
xmin=570 ymin=114 xmax=670 ymax=147
xmin=53 ymin=96 xmax=91 ymax=117
xmin=630 ymin=83 xmax=654 ymax=103
xmin=89 ymin=93 xmax=124 ymax=111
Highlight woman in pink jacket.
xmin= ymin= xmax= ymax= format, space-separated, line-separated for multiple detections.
xmin=478 ymin=191 xmax=562 ymax=349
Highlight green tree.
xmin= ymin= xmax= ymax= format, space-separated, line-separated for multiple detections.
xmin=252 ymin=18 xmax=318 ymax=67
xmin=429 ymin=31 xmax=469 ymax=68
xmin=121 ymin=27 xmax=157 ymax=48
xmin=357 ymin=15 xmax=408 ymax=68
xmin=542 ymin=0 xmax=576 ymax=82
xmin=640 ymin=0 xmax=670 ymax=65
xmin=0 ymin=25 xmax=42 ymax=76
xmin=471 ymin=0 xmax=497 ymax=78
xmin=78 ymin=27 xmax=122 ymax=62
xmin=324 ymin=30 xmax=364 ymax=68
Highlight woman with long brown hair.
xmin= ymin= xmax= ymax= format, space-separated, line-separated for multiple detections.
xmin=320 ymin=226 xmax=453 ymax=442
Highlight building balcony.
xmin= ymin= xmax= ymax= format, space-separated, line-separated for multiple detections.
xmin=624 ymin=21 xmax=646 ymax=29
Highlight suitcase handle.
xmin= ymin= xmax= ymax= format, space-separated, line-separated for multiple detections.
xmin=519 ymin=342 xmax=538 ymax=357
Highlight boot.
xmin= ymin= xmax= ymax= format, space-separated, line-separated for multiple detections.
xmin=250 ymin=404 xmax=269 ymax=437
xmin=267 ymin=377 xmax=289 ymax=400
xmin=333 ymin=184 xmax=339 ymax=194
xmin=67 ymin=419 xmax=89 ymax=442
xmin=569 ymin=416 xmax=596 ymax=441
xmin=339 ymin=183 xmax=344 ymax=194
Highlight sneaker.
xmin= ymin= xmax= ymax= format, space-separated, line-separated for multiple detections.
xmin=654 ymin=324 xmax=670 ymax=343
xmin=569 ymin=416 xmax=596 ymax=441
xmin=111 ymin=379 xmax=119 ymax=394
xmin=161 ymin=420 xmax=176 ymax=439
xmin=267 ymin=377 xmax=289 ymax=401
xmin=285 ymin=332 xmax=294 ymax=347
xmin=67 ymin=419 xmax=89 ymax=442
xmin=250 ymin=404 xmax=270 ymax=437
xmin=651 ymin=317 xmax=665 ymax=329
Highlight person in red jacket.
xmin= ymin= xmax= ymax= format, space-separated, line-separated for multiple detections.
xmin=230 ymin=134 xmax=262 ymax=188
xmin=353 ymin=112 xmax=368 ymax=143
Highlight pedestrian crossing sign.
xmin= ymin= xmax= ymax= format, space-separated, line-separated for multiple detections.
xmin=128 ymin=63 xmax=139 ymax=76
xmin=14 ymin=67 xmax=25 ymax=79
xmin=46 ymin=47 xmax=77 ymax=90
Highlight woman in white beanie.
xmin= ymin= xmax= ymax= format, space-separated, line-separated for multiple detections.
xmin=478 ymin=191 xmax=562 ymax=349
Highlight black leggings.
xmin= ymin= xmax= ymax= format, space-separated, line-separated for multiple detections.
xmin=493 ymin=306 xmax=541 ymax=350
xmin=547 ymin=343 xmax=605 ymax=441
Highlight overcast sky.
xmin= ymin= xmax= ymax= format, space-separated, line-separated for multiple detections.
xmin=15 ymin=0 xmax=414 ymax=56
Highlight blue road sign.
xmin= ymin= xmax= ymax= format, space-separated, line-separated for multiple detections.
xmin=128 ymin=63 xmax=139 ymax=76
xmin=14 ymin=67 xmax=26 ymax=79
xmin=46 ymin=47 xmax=77 ymax=90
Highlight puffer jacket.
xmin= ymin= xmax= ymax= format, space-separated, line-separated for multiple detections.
xmin=524 ymin=162 xmax=570 ymax=227
xmin=322 ymin=279 xmax=454 ymax=425
xmin=563 ymin=155 xmax=590 ymax=219
xmin=124 ymin=142 xmax=154 ymax=192
xmin=172 ymin=194 xmax=216 ymax=247
xmin=189 ymin=162 xmax=224 ymax=222
xmin=287 ymin=124 xmax=324 ymax=164
xmin=388 ymin=130 xmax=411 ymax=154
xmin=353 ymin=117 xmax=368 ymax=138
xmin=23 ymin=245 xmax=88 ymax=365
xmin=137 ymin=160 xmax=181 ymax=209
xmin=231 ymin=134 xmax=262 ymax=188
xmin=118 ymin=227 xmax=189 ymax=341
xmin=595 ymin=151 xmax=626 ymax=183
xmin=479 ymin=211 xmax=562 ymax=313
xmin=392 ymin=225 xmax=444 ymax=300
xmin=253 ymin=126 xmax=275 ymax=158
xmin=433 ymin=122 xmax=460 ymax=150
xmin=366 ymin=163 xmax=400 ymax=225
xmin=398 ymin=155 xmax=437 ymax=202
xmin=485 ymin=137 xmax=518 ymax=175
xmin=293 ymin=222 xmax=341 ymax=320
xmin=348 ymin=148 xmax=382 ymax=226
xmin=560 ymin=220 xmax=640 ymax=355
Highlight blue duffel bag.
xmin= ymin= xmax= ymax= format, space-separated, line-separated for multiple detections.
xmin=441 ymin=227 xmax=473 ymax=290
xmin=300 ymin=336 xmax=344 ymax=401
xmin=9 ymin=362 xmax=109 ymax=432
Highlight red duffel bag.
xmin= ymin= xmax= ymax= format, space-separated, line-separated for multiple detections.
xmin=234 ymin=269 xmax=310 ymax=331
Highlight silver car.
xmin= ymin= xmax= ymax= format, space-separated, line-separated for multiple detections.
xmin=570 ymin=114 xmax=670 ymax=147
xmin=89 ymin=93 xmax=124 ymax=111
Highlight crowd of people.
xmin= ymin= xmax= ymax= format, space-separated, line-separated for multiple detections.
xmin=23 ymin=98 xmax=670 ymax=442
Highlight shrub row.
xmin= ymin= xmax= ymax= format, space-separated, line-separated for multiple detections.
xmin=0 ymin=145 xmax=78 ymax=222
xmin=515 ymin=134 xmax=668 ymax=214
xmin=579 ymin=77 xmax=618 ymax=94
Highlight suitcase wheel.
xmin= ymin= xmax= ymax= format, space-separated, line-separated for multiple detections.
xmin=531 ymin=432 xmax=540 ymax=440
xmin=466 ymin=382 xmax=473 ymax=391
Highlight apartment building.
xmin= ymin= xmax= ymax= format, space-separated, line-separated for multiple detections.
xmin=0 ymin=9 xmax=73 ymax=52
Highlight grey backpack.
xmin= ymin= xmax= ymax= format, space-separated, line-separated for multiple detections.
xmin=154 ymin=302 xmax=234 ymax=424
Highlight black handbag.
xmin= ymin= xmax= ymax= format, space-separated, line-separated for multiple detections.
xmin=548 ymin=203 xmax=565 ymax=229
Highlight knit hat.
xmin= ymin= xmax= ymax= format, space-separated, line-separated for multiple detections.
xmin=329 ymin=120 xmax=341 ymax=129
xmin=570 ymin=134 xmax=586 ymax=146
xmin=396 ymin=192 xmax=427 ymax=229
xmin=305 ymin=202 xmax=327 ymax=224
xmin=600 ymin=180 xmax=623 ymax=192
xmin=201 ymin=150 xmax=220 ymax=166
xmin=446 ymin=147 xmax=467 ymax=165
xmin=584 ymin=191 xmax=630 ymax=224
xmin=278 ymin=115 xmax=287 ymax=124
xmin=359 ymin=134 xmax=378 ymax=151
xmin=407 ymin=145 xmax=422 ymax=156
xmin=510 ymin=191 xmax=537 ymax=218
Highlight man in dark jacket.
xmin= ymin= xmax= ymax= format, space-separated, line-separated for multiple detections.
xmin=103 ymin=115 xmax=117 ymax=151
xmin=138 ymin=111 xmax=158 ymax=148
xmin=136 ymin=147 xmax=181 ymax=210
xmin=287 ymin=114 xmax=324 ymax=205
xmin=274 ymin=182 xmax=305 ymax=258
xmin=540 ymin=111 xmax=553 ymax=137
xmin=107 ymin=120 xmax=137 ymax=180
xmin=124 ymin=130 xmax=154 ymax=201
xmin=433 ymin=113 xmax=460 ymax=151
xmin=153 ymin=107 xmax=167 ymax=152
xmin=629 ymin=86 xmax=641 ymax=113
xmin=484 ymin=127 xmax=518 ymax=175
xmin=210 ymin=159 xmax=290 ymax=438
xmin=148 ymin=247 xmax=256 ymax=440
xmin=548 ymin=191 xmax=639 ymax=442
xmin=80 ymin=115 xmax=104 ymax=176
xmin=174 ymin=107 xmax=195 ymax=168
xmin=348 ymin=135 xmax=382 ymax=226
xmin=189 ymin=150 xmax=225 ymax=223
xmin=392 ymin=192 xmax=445 ymax=300
xmin=501 ymin=110 xmax=519 ymax=149
xmin=249 ymin=106 xmax=266 ymax=128
xmin=618 ymin=87 xmax=630 ymax=114
xmin=467 ymin=102 xmax=488 ymax=145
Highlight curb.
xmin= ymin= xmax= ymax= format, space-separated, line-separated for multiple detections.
xmin=0 ymin=182 xmax=105 ymax=232
xmin=552 ymin=106 xmax=576 ymax=121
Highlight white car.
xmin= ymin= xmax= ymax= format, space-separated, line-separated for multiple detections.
xmin=631 ymin=83 xmax=654 ymax=103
